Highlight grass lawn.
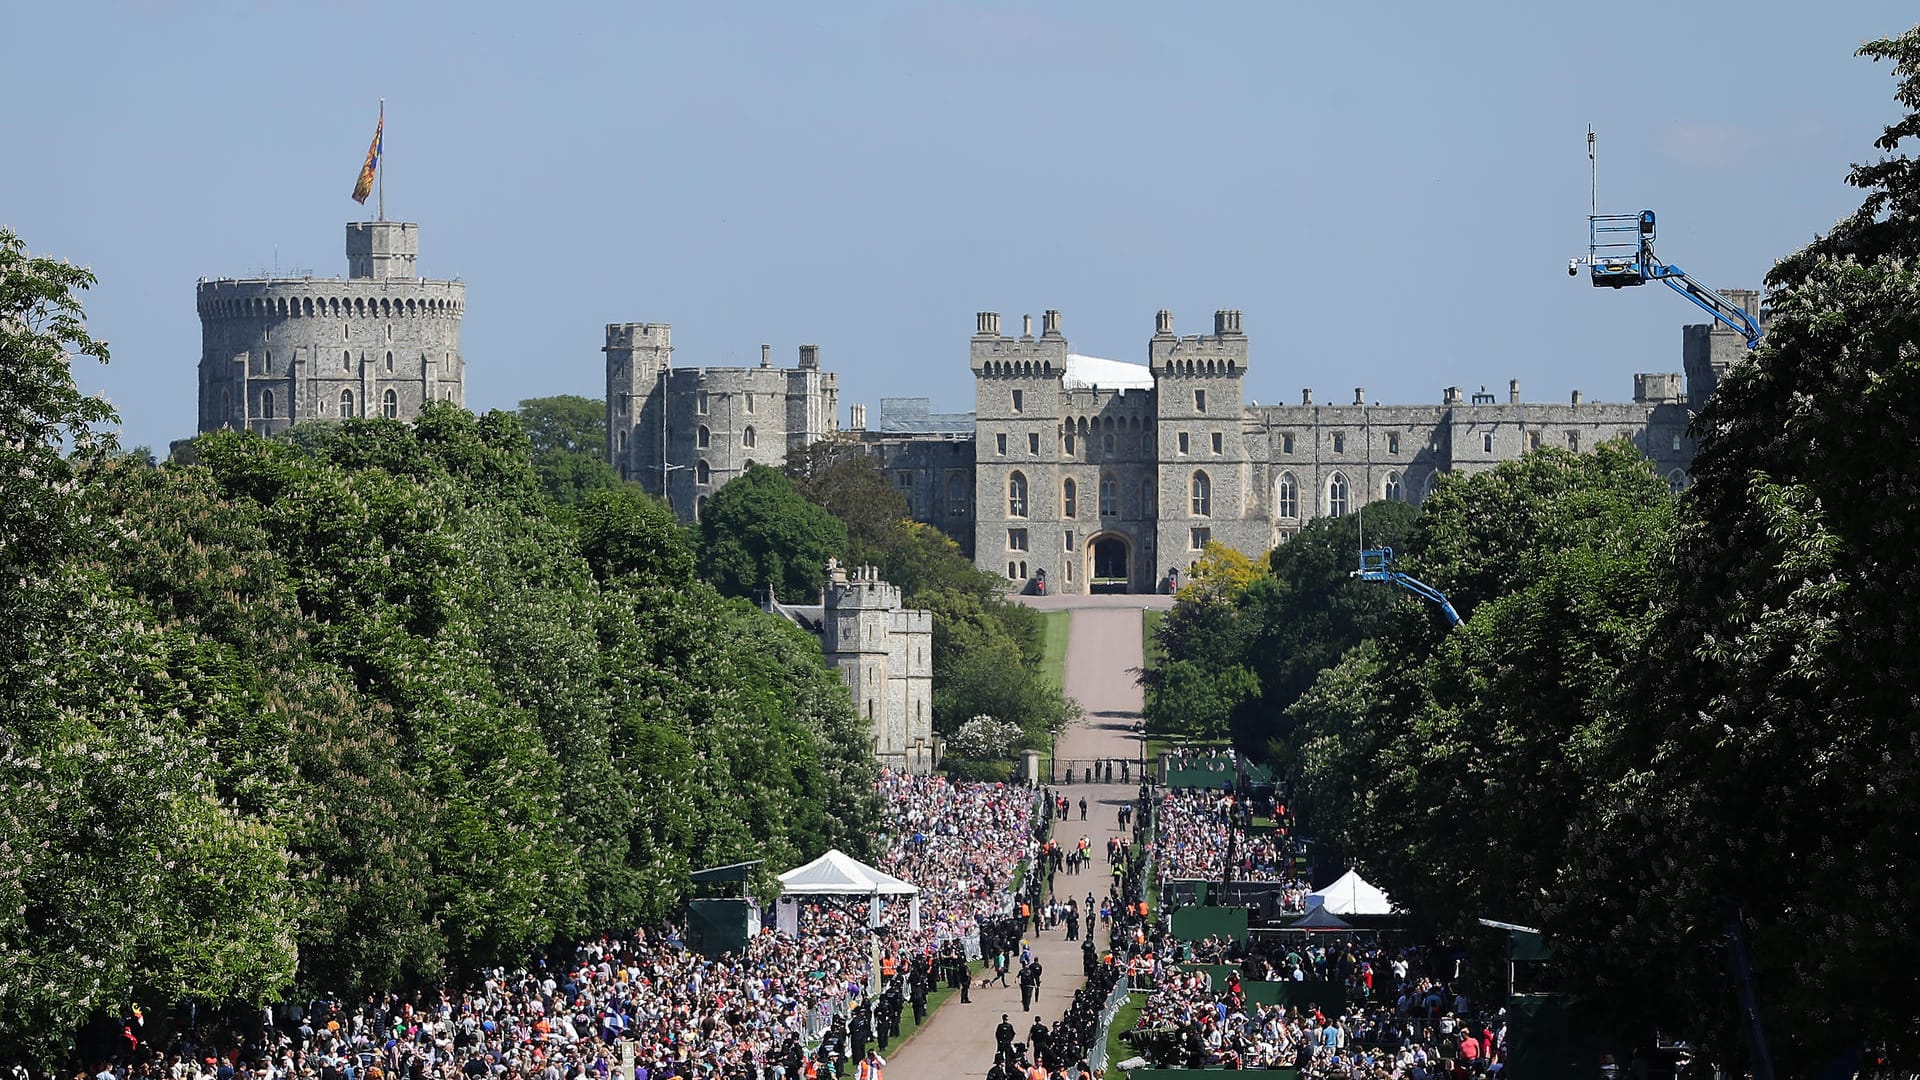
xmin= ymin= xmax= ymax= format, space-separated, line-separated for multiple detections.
xmin=1103 ymin=992 xmax=1146 ymax=1075
xmin=1141 ymin=609 xmax=1166 ymax=671
xmin=1034 ymin=609 xmax=1071 ymax=692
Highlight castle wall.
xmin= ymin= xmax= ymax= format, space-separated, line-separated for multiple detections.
xmin=604 ymin=326 xmax=839 ymax=522
xmin=196 ymin=222 xmax=464 ymax=435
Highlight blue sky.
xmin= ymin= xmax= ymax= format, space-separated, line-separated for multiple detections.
xmin=5 ymin=2 xmax=1913 ymax=451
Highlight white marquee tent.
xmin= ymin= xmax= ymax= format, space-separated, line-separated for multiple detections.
xmin=1305 ymin=868 xmax=1396 ymax=915
xmin=775 ymin=849 xmax=921 ymax=933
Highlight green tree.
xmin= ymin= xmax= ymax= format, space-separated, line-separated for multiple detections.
xmin=576 ymin=486 xmax=696 ymax=586
xmin=518 ymin=394 xmax=622 ymax=505
xmin=697 ymin=464 xmax=848 ymax=601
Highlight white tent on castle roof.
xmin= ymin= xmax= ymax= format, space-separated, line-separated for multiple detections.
xmin=778 ymin=849 xmax=920 ymax=897
xmin=1306 ymin=868 xmax=1396 ymax=915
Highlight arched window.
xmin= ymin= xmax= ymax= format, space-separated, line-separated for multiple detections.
xmin=1482 ymin=432 xmax=1493 ymax=453
xmin=342 ymin=350 xmax=352 ymax=371
xmin=1099 ymin=474 xmax=1118 ymax=516
xmin=384 ymin=350 xmax=395 ymax=373
xmin=340 ymin=388 xmax=355 ymax=418
xmin=1328 ymin=473 xmax=1351 ymax=517
xmin=1102 ymin=433 xmax=1115 ymax=455
xmin=1062 ymin=478 xmax=1078 ymax=518
xmin=383 ymin=388 xmax=398 ymax=419
xmin=1007 ymin=471 xmax=1028 ymax=517
xmin=697 ymin=425 xmax=711 ymax=449
xmin=742 ymin=426 xmax=756 ymax=448
xmin=617 ymin=430 xmax=627 ymax=454
xmin=1423 ymin=472 xmax=1441 ymax=502
xmin=1190 ymin=471 xmax=1211 ymax=516
xmin=1384 ymin=471 xmax=1404 ymax=501
xmin=1276 ymin=473 xmax=1298 ymax=519
xmin=695 ymin=495 xmax=708 ymax=519
xmin=1668 ymin=469 xmax=1687 ymax=494
xmin=261 ymin=389 xmax=274 ymax=420
xmin=1140 ymin=477 xmax=1156 ymax=517
xmin=695 ymin=460 xmax=711 ymax=485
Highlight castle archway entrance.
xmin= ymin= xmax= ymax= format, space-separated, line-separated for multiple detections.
xmin=1088 ymin=532 xmax=1131 ymax=594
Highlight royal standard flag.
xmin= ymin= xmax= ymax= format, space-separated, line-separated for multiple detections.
xmin=351 ymin=107 xmax=383 ymax=205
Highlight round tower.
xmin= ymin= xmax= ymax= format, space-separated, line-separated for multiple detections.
xmin=196 ymin=221 xmax=465 ymax=436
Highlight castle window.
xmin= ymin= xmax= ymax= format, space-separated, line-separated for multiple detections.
xmin=1385 ymin=471 xmax=1404 ymax=502
xmin=343 ymin=350 xmax=351 ymax=371
xmin=947 ymin=473 xmax=968 ymax=515
xmin=696 ymin=391 xmax=709 ymax=415
xmin=996 ymin=433 xmax=1007 ymax=456
xmin=340 ymin=388 xmax=355 ymax=418
xmin=617 ymin=430 xmax=627 ymax=454
xmin=261 ymin=389 xmax=274 ymax=421
xmin=695 ymin=460 xmax=711 ymax=485
xmin=1177 ymin=432 xmax=1190 ymax=455
xmin=697 ymin=425 xmax=711 ymax=449
xmin=1008 ymin=471 xmax=1028 ymax=517
xmin=1008 ymin=528 xmax=1028 ymax=552
xmin=1190 ymin=471 xmax=1211 ymax=517
xmin=1063 ymin=478 xmax=1078 ymax=518
xmin=1012 ymin=389 xmax=1024 ymax=413
xmin=743 ymin=426 xmax=756 ymax=448
xmin=1028 ymin=432 xmax=1040 ymax=454
xmin=1388 ymin=432 xmax=1401 ymax=455
xmin=696 ymin=495 xmax=708 ymax=519
xmin=221 ymin=387 xmax=233 ymax=426
xmin=1482 ymin=432 xmax=1494 ymax=453
xmin=895 ymin=470 xmax=913 ymax=490
xmin=1328 ymin=473 xmax=1351 ymax=517
xmin=1567 ymin=431 xmax=1580 ymax=452
xmin=744 ymin=393 xmax=754 ymax=414
xmin=383 ymin=388 xmax=398 ymax=419
xmin=1194 ymin=388 xmax=1207 ymax=412
xmin=1282 ymin=433 xmax=1295 ymax=454
xmin=1190 ymin=527 xmax=1211 ymax=550
xmin=1064 ymin=530 xmax=1073 ymax=552
xmin=385 ymin=351 xmax=394 ymax=373
xmin=1671 ymin=433 xmax=1683 ymax=452
xmin=1669 ymin=469 xmax=1687 ymax=494
xmin=1332 ymin=433 xmax=1346 ymax=454
xmin=1064 ymin=561 xmax=1073 ymax=583
xmin=1276 ymin=473 xmax=1299 ymax=519
xmin=1140 ymin=477 xmax=1156 ymax=516
xmin=1099 ymin=474 xmax=1118 ymax=516
xmin=1527 ymin=430 xmax=1541 ymax=451
xmin=1211 ymin=432 xmax=1223 ymax=454
xmin=1064 ymin=432 xmax=1075 ymax=455
xmin=1102 ymin=433 xmax=1115 ymax=455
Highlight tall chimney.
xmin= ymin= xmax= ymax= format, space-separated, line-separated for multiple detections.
xmin=1444 ymin=386 xmax=1462 ymax=405
xmin=1509 ymin=378 xmax=1520 ymax=404
xmin=1155 ymin=309 xmax=1173 ymax=335
xmin=1571 ymin=389 xmax=1583 ymax=406
xmin=760 ymin=343 xmax=771 ymax=368
xmin=976 ymin=312 xmax=1001 ymax=336
xmin=849 ymin=403 xmax=866 ymax=431
xmin=1022 ymin=314 xmax=1033 ymax=339
xmin=798 ymin=344 xmax=820 ymax=370
xmin=1354 ymin=387 xmax=1366 ymax=406
xmin=1302 ymin=388 xmax=1314 ymax=406
xmin=1042 ymin=309 xmax=1061 ymax=336
xmin=1214 ymin=310 xmax=1230 ymax=335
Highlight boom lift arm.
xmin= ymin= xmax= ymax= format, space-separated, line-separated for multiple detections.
xmin=1353 ymin=547 xmax=1462 ymax=626
xmin=1570 ymin=129 xmax=1763 ymax=350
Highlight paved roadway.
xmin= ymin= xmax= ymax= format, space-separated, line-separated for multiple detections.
xmin=887 ymin=596 xmax=1158 ymax=1078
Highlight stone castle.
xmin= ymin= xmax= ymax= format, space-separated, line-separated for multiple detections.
xmin=196 ymin=221 xmax=464 ymax=434
xmin=606 ymin=300 xmax=1751 ymax=595
xmin=764 ymin=560 xmax=935 ymax=775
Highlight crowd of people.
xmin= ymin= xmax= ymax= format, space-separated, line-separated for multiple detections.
xmin=38 ymin=771 xmax=1042 ymax=1080
xmin=1153 ymin=788 xmax=1311 ymax=905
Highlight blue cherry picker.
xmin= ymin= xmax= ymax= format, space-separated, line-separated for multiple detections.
xmin=1570 ymin=127 xmax=1763 ymax=349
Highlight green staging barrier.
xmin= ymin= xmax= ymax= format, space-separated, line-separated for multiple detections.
xmin=1169 ymin=905 xmax=1248 ymax=943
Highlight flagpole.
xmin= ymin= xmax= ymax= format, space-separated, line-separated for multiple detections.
xmin=377 ymin=99 xmax=386 ymax=222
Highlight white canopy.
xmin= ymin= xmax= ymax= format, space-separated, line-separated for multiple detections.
xmin=777 ymin=848 xmax=920 ymax=897
xmin=1306 ymin=868 xmax=1396 ymax=915
xmin=1064 ymin=353 xmax=1155 ymax=391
